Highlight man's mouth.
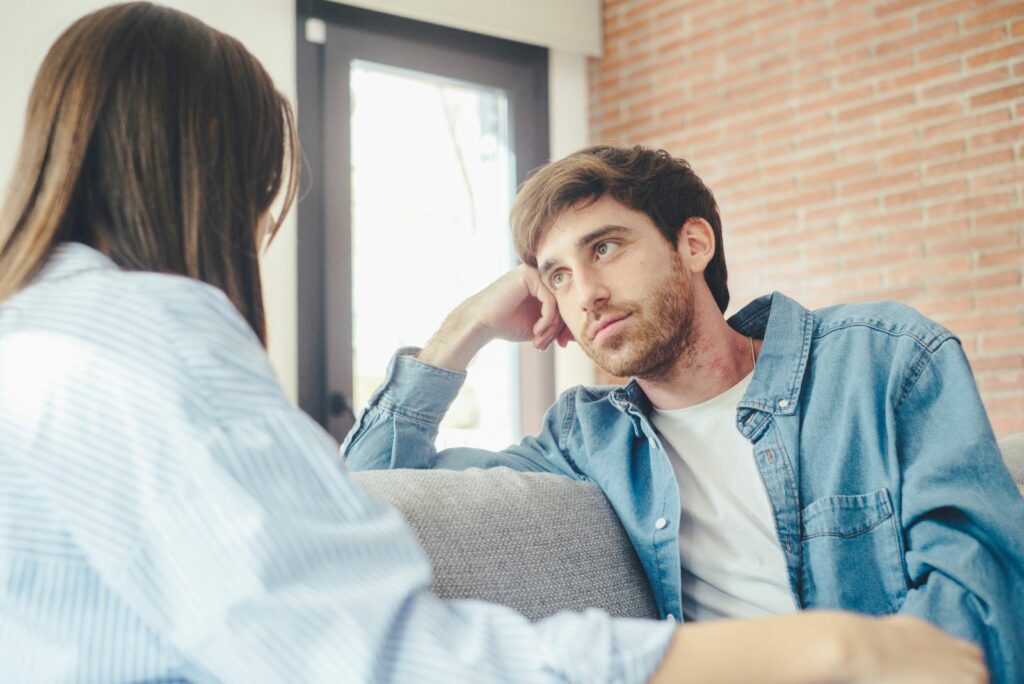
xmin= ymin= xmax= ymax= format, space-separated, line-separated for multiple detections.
xmin=590 ymin=314 xmax=631 ymax=343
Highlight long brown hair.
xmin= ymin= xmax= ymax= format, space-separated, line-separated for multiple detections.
xmin=0 ymin=2 xmax=299 ymax=344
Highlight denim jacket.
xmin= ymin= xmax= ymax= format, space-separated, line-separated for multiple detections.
xmin=344 ymin=292 xmax=1024 ymax=684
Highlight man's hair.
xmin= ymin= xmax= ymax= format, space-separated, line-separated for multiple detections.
xmin=0 ymin=2 xmax=299 ymax=345
xmin=510 ymin=145 xmax=729 ymax=312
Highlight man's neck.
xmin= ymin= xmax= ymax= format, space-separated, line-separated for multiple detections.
xmin=637 ymin=304 xmax=759 ymax=411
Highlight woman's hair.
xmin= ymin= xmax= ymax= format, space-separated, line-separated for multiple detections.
xmin=0 ymin=2 xmax=299 ymax=344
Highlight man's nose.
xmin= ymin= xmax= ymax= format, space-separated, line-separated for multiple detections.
xmin=575 ymin=266 xmax=610 ymax=313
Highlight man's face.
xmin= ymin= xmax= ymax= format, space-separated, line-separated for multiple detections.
xmin=535 ymin=195 xmax=696 ymax=380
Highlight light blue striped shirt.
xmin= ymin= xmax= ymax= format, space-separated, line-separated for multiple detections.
xmin=0 ymin=243 xmax=675 ymax=683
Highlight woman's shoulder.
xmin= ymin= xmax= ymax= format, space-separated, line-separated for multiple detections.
xmin=1 ymin=244 xmax=281 ymax=416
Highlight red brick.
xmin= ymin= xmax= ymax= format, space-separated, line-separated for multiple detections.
xmin=837 ymin=54 xmax=914 ymax=85
xmin=884 ymin=179 xmax=968 ymax=207
xmin=926 ymin=149 xmax=1016 ymax=177
xmin=882 ymin=101 xmax=963 ymax=131
xmin=805 ymin=198 xmax=881 ymax=225
xmin=928 ymin=191 xmax=1018 ymax=220
xmin=983 ymin=395 xmax=1024 ymax=417
xmin=883 ymin=218 xmax=965 ymax=247
xmin=839 ymin=93 xmax=917 ymax=123
xmin=976 ymin=289 xmax=1024 ymax=311
xmin=804 ymin=235 xmax=880 ymax=259
xmin=877 ymin=22 xmax=960 ymax=57
xmin=922 ymin=67 xmax=1010 ymax=100
xmin=971 ymin=123 xmax=1024 ymax=147
xmin=966 ymin=40 xmax=1024 ymax=67
xmin=979 ymin=246 xmax=1024 ymax=267
xmin=839 ymin=132 xmax=918 ymax=159
xmin=971 ymin=352 xmax=1024 ymax=371
xmin=878 ymin=60 xmax=961 ymax=92
xmin=841 ymin=170 xmax=920 ymax=198
xmin=982 ymin=332 xmax=1024 ymax=353
xmin=972 ymin=165 xmax=1024 ymax=191
xmin=981 ymin=373 xmax=1024 ymax=393
xmin=888 ymin=254 xmax=974 ymax=287
xmin=882 ymin=139 xmax=966 ymax=167
xmin=927 ymin=229 xmax=1018 ymax=256
xmin=921 ymin=108 xmax=1012 ymax=139
xmin=765 ymin=187 xmax=836 ymax=214
xmin=875 ymin=0 xmax=935 ymax=16
xmin=918 ymin=0 xmax=977 ymax=24
xmin=918 ymin=27 xmax=1008 ymax=63
xmin=836 ymin=17 xmax=914 ymax=50
xmin=1014 ymin=19 xmax=1024 ymax=37
xmin=973 ymin=208 xmax=1024 ymax=229
xmin=964 ymin=4 xmax=1024 ymax=30
xmin=802 ymin=160 xmax=878 ymax=187
xmin=970 ymin=83 xmax=1024 ymax=108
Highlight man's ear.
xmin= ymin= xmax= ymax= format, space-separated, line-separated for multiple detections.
xmin=677 ymin=217 xmax=715 ymax=274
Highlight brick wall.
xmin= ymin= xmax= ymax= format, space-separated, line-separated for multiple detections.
xmin=590 ymin=0 xmax=1024 ymax=437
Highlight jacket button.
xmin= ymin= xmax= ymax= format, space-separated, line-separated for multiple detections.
xmin=655 ymin=517 xmax=668 ymax=530
xmin=777 ymin=398 xmax=790 ymax=409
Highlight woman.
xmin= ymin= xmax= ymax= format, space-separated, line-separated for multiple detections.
xmin=0 ymin=3 xmax=986 ymax=682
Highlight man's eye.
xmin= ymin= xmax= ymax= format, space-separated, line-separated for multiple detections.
xmin=551 ymin=272 xmax=567 ymax=288
xmin=595 ymin=241 xmax=618 ymax=257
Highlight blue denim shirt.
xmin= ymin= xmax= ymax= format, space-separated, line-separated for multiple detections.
xmin=344 ymin=292 xmax=1024 ymax=684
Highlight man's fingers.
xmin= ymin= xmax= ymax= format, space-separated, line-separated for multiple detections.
xmin=556 ymin=322 xmax=574 ymax=347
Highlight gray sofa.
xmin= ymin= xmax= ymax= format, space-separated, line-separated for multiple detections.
xmin=351 ymin=433 xmax=1024 ymax=621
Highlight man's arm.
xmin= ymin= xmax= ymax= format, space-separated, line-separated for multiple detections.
xmin=416 ymin=264 xmax=571 ymax=371
xmin=343 ymin=265 xmax=579 ymax=476
xmin=894 ymin=338 xmax=1024 ymax=684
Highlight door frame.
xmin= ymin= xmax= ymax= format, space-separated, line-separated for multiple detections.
xmin=295 ymin=0 xmax=552 ymax=441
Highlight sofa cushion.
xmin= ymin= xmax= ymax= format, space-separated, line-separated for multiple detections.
xmin=1000 ymin=432 xmax=1024 ymax=493
xmin=351 ymin=467 xmax=660 ymax=622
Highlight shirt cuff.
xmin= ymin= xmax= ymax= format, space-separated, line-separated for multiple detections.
xmin=538 ymin=611 xmax=676 ymax=684
xmin=367 ymin=347 xmax=467 ymax=423
xmin=608 ymin=617 xmax=677 ymax=684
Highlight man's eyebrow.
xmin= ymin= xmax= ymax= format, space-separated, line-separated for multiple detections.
xmin=537 ymin=225 xmax=630 ymax=279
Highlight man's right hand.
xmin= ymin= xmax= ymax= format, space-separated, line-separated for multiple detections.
xmin=416 ymin=265 xmax=571 ymax=372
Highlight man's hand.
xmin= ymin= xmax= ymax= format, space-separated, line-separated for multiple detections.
xmin=417 ymin=265 xmax=572 ymax=372
xmin=650 ymin=611 xmax=987 ymax=684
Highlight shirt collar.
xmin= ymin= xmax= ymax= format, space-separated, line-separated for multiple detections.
xmin=32 ymin=242 xmax=118 ymax=284
xmin=728 ymin=291 xmax=814 ymax=419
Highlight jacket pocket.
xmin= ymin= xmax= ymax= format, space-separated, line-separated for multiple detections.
xmin=799 ymin=488 xmax=908 ymax=614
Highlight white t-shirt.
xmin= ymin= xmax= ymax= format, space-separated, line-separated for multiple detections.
xmin=650 ymin=372 xmax=797 ymax=621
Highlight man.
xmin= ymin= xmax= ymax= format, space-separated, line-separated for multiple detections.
xmin=344 ymin=145 xmax=1022 ymax=682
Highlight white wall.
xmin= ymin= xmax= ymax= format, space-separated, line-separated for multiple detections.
xmin=0 ymin=1 xmax=594 ymax=401
xmin=0 ymin=0 xmax=299 ymax=397
xmin=335 ymin=0 xmax=601 ymax=56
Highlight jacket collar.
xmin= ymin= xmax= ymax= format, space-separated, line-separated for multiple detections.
xmin=728 ymin=291 xmax=813 ymax=420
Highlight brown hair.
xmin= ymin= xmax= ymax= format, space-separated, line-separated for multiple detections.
xmin=0 ymin=2 xmax=299 ymax=344
xmin=510 ymin=145 xmax=729 ymax=312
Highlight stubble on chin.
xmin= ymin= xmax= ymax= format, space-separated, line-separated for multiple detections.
xmin=583 ymin=258 xmax=695 ymax=381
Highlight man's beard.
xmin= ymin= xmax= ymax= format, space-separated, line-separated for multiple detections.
xmin=580 ymin=255 xmax=696 ymax=381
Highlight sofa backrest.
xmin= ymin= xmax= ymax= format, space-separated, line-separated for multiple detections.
xmin=1001 ymin=432 xmax=1024 ymax=493
xmin=351 ymin=467 xmax=660 ymax=621
xmin=352 ymin=433 xmax=1024 ymax=621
